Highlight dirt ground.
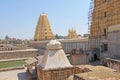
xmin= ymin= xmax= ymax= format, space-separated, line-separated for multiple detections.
xmin=0 ymin=69 xmax=29 ymax=80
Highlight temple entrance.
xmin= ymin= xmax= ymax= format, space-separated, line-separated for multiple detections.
xmin=94 ymin=54 xmax=99 ymax=61
xmin=92 ymin=48 xmax=100 ymax=61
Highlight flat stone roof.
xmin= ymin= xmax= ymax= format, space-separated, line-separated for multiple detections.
xmin=75 ymin=65 xmax=120 ymax=80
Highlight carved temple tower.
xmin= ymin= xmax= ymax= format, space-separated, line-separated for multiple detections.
xmin=90 ymin=0 xmax=120 ymax=38
xmin=89 ymin=0 xmax=120 ymax=50
xmin=34 ymin=13 xmax=54 ymax=41
xmin=67 ymin=29 xmax=78 ymax=39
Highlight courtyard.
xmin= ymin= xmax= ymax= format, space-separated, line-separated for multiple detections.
xmin=0 ymin=69 xmax=29 ymax=80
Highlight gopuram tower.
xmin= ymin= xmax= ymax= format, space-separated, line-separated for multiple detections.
xmin=34 ymin=13 xmax=54 ymax=41
xmin=67 ymin=29 xmax=78 ymax=39
xmin=90 ymin=0 xmax=120 ymax=38
xmin=89 ymin=0 xmax=120 ymax=49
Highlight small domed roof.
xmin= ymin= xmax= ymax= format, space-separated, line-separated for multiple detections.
xmin=46 ymin=40 xmax=62 ymax=50
xmin=108 ymin=24 xmax=120 ymax=32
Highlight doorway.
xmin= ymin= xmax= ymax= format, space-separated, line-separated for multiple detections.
xmin=94 ymin=54 xmax=99 ymax=61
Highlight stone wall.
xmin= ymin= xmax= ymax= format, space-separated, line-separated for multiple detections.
xmin=30 ymin=38 xmax=90 ymax=53
xmin=89 ymin=38 xmax=101 ymax=50
xmin=101 ymin=58 xmax=120 ymax=72
xmin=37 ymin=66 xmax=75 ymax=80
xmin=0 ymin=49 xmax=38 ymax=60
xmin=61 ymin=39 xmax=89 ymax=52
xmin=108 ymin=30 xmax=120 ymax=59
xmin=70 ymin=54 xmax=89 ymax=65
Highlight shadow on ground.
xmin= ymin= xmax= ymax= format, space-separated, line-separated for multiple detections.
xmin=89 ymin=61 xmax=102 ymax=66
xmin=17 ymin=72 xmax=29 ymax=80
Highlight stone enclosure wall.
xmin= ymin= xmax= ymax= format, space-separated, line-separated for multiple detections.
xmin=30 ymin=38 xmax=90 ymax=53
xmin=0 ymin=50 xmax=38 ymax=60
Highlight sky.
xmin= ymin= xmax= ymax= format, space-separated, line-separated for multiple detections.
xmin=0 ymin=0 xmax=90 ymax=39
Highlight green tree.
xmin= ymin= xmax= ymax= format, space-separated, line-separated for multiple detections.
xmin=55 ymin=34 xmax=60 ymax=39
xmin=5 ymin=35 xmax=9 ymax=40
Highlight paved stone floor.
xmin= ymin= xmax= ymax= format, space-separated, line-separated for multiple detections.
xmin=0 ymin=69 xmax=29 ymax=80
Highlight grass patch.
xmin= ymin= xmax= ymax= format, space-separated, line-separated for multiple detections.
xmin=0 ymin=60 xmax=26 ymax=69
